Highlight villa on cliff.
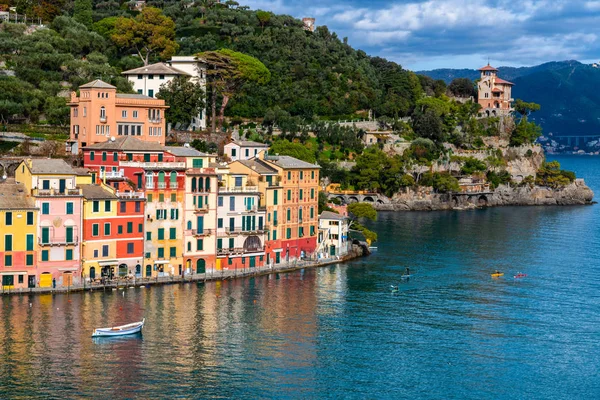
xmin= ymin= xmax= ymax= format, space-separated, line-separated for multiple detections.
xmin=477 ymin=64 xmax=514 ymax=117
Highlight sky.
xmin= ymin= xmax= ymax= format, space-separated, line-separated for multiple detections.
xmin=242 ymin=0 xmax=600 ymax=71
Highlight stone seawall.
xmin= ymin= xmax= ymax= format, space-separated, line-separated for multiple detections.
xmin=0 ymin=246 xmax=367 ymax=297
xmin=375 ymin=180 xmax=594 ymax=211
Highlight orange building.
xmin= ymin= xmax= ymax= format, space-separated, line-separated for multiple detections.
xmin=67 ymin=80 xmax=168 ymax=154
xmin=477 ymin=64 xmax=514 ymax=116
xmin=259 ymin=153 xmax=320 ymax=263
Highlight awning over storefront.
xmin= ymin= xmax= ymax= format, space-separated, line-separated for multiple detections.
xmin=153 ymin=260 xmax=170 ymax=265
xmin=98 ymin=260 xmax=119 ymax=266
xmin=58 ymin=268 xmax=79 ymax=272
xmin=0 ymin=271 xmax=26 ymax=275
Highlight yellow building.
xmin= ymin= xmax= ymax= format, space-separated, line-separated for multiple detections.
xmin=0 ymin=180 xmax=38 ymax=290
xmin=228 ymin=158 xmax=282 ymax=266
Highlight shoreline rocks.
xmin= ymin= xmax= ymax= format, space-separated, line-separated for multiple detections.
xmin=374 ymin=179 xmax=594 ymax=211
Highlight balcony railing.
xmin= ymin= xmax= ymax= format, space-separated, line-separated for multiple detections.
xmin=34 ymin=188 xmax=81 ymax=196
xmin=217 ymin=246 xmax=265 ymax=256
xmin=191 ymin=229 xmax=213 ymax=237
xmin=116 ymin=191 xmax=145 ymax=199
xmin=219 ymin=186 xmax=259 ymax=193
xmin=102 ymin=170 xmax=125 ymax=179
xmin=100 ymin=116 xmax=107 ymax=123
xmin=194 ymin=205 xmax=209 ymax=213
xmin=157 ymin=182 xmax=167 ymax=189
xmin=120 ymin=161 xmax=186 ymax=169
xmin=39 ymin=236 xmax=79 ymax=246
xmin=225 ymin=226 xmax=268 ymax=235
xmin=170 ymin=182 xmax=179 ymax=189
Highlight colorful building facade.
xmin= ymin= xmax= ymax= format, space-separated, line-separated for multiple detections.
xmin=0 ymin=181 xmax=38 ymax=290
xmin=260 ymin=154 xmax=320 ymax=262
xmin=15 ymin=159 xmax=87 ymax=287
xmin=215 ymin=168 xmax=267 ymax=270
xmin=181 ymin=148 xmax=219 ymax=275
xmin=228 ymin=158 xmax=282 ymax=266
xmin=477 ymin=64 xmax=514 ymax=116
xmin=67 ymin=79 xmax=168 ymax=154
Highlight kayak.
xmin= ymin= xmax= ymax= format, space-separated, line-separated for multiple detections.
xmin=400 ymin=274 xmax=412 ymax=280
xmin=514 ymin=273 xmax=527 ymax=279
xmin=491 ymin=272 xmax=504 ymax=278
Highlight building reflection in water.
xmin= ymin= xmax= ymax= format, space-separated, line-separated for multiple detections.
xmin=0 ymin=266 xmax=351 ymax=398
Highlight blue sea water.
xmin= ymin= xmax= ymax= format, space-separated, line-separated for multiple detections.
xmin=0 ymin=155 xmax=599 ymax=399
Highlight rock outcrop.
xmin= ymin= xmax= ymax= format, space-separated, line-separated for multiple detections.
xmin=376 ymin=179 xmax=594 ymax=211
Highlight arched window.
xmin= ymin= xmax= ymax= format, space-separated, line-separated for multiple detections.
xmin=158 ymin=171 xmax=165 ymax=188
xmin=145 ymin=172 xmax=154 ymax=189
xmin=198 ymin=177 xmax=204 ymax=192
xmin=100 ymin=106 xmax=106 ymax=120
xmin=191 ymin=177 xmax=197 ymax=192
xmin=187 ymin=220 xmax=192 ymax=230
xmin=205 ymin=177 xmax=210 ymax=192
xmin=170 ymin=171 xmax=177 ymax=189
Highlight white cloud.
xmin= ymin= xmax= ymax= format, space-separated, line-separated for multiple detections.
xmin=240 ymin=0 xmax=600 ymax=69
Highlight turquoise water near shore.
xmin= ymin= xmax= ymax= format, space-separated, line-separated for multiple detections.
xmin=1 ymin=155 xmax=599 ymax=399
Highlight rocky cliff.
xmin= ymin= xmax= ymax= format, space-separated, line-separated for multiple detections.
xmin=376 ymin=179 xmax=594 ymax=211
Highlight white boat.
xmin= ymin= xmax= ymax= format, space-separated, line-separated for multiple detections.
xmin=92 ymin=318 xmax=145 ymax=337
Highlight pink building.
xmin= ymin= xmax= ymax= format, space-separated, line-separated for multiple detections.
xmin=67 ymin=80 xmax=168 ymax=154
xmin=15 ymin=159 xmax=87 ymax=287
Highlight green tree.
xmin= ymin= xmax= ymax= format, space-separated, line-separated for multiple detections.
xmin=448 ymin=78 xmax=476 ymax=98
xmin=43 ymin=97 xmax=70 ymax=126
xmin=269 ymin=139 xmax=316 ymax=163
xmin=198 ymin=48 xmax=271 ymax=132
xmin=413 ymin=108 xmax=444 ymax=142
xmin=156 ymin=76 xmax=205 ymax=126
xmin=73 ymin=0 xmax=93 ymax=28
xmin=347 ymin=202 xmax=377 ymax=221
xmin=256 ymin=10 xmax=272 ymax=31
xmin=112 ymin=7 xmax=178 ymax=66
xmin=535 ymin=161 xmax=576 ymax=188
xmin=510 ymin=118 xmax=542 ymax=146
xmin=513 ymin=99 xmax=541 ymax=118
xmin=460 ymin=157 xmax=487 ymax=175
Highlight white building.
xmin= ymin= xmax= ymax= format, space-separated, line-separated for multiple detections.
xmin=318 ymin=211 xmax=350 ymax=258
xmin=122 ymin=56 xmax=207 ymax=131
xmin=223 ymin=140 xmax=269 ymax=161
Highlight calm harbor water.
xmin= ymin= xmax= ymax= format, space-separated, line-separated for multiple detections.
xmin=1 ymin=155 xmax=599 ymax=399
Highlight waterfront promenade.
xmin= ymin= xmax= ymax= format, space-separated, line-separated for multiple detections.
xmin=0 ymin=253 xmax=360 ymax=296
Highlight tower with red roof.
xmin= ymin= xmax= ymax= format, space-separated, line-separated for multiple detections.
xmin=477 ymin=64 xmax=514 ymax=116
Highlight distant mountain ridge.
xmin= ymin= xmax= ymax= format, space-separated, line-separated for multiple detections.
xmin=418 ymin=61 xmax=600 ymax=138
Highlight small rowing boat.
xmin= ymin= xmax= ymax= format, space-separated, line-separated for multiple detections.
xmin=92 ymin=318 xmax=145 ymax=337
xmin=514 ymin=273 xmax=527 ymax=279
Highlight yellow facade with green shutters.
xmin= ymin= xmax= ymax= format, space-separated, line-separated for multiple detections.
xmin=0 ymin=183 xmax=38 ymax=290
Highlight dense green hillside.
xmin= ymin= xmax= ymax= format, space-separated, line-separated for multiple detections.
xmin=0 ymin=0 xmax=431 ymax=123
xmin=419 ymin=61 xmax=600 ymax=137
